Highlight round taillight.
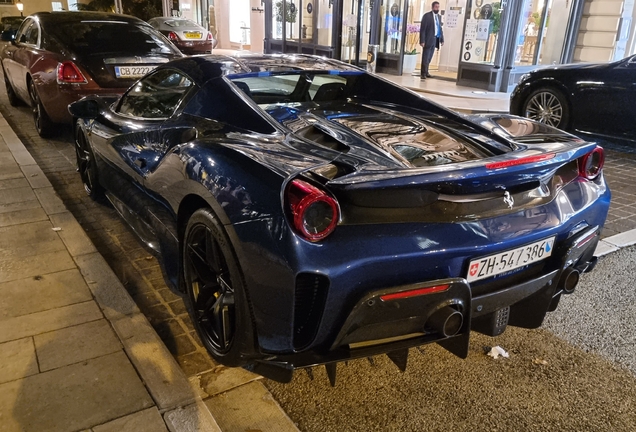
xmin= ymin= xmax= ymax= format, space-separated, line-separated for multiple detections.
xmin=168 ymin=31 xmax=179 ymax=41
xmin=579 ymin=147 xmax=604 ymax=180
xmin=286 ymin=179 xmax=339 ymax=242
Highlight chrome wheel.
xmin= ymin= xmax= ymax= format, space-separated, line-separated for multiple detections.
xmin=524 ymin=90 xmax=564 ymax=127
xmin=184 ymin=222 xmax=236 ymax=354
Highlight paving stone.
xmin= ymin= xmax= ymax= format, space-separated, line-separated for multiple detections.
xmin=0 ymin=220 xmax=67 ymax=260
xmin=0 ymin=301 xmax=102 ymax=344
xmin=0 ymin=165 xmax=23 ymax=181
xmin=33 ymin=187 xmax=67 ymax=215
xmin=0 ymin=207 xmax=48 ymax=227
xmin=192 ymin=365 xmax=261 ymax=397
xmin=0 ymin=186 xmax=36 ymax=206
xmin=34 ymin=319 xmax=122 ymax=372
xmin=0 ymin=178 xmax=29 ymax=190
xmin=0 ymin=249 xmax=77 ymax=283
xmin=204 ymin=381 xmax=299 ymax=432
xmin=0 ymin=196 xmax=40 ymax=215
xmin=74 ymin=252 xmax=140 ymax=320
xmin=166 ymin=334 xmax=197 ymax=357
xmin=49 ymin=211 xmax=97 ymax=257
xmin=93 ymin=407 xmax=168 ymax=432
xmin=0 ymin=338 xmax=38 ymax=384
xmin=20 ymin=164 xmax=51 ymax=189
xmin=604 ymin=228 xmax=636 ymax=248
xmin=163 ymin=401 xmax=221 ymax=432
xmin=176 ymin=352 xmax=215 ymax=377
xmin=9 ymin=149 xmax=36 ymax=166
xmin=168 ymin=300 xmax=188 ymax=316
xmin=594 ymin=240 xmax=620 ymax=257
xmin=0 ymin=351 xmax=153 ymax=432
xmin=111 ymin=313 xmax=196 ymax=410
xmin=0 ymin=269 xmax=92 ymax=320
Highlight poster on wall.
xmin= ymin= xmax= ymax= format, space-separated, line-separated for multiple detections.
xmin=464 ymin=19 xmax=478 ymax=40
xmin=476 ymin=19 xmax=491 ymax=41
xmin=445 ymin=7 xmax=462 ymax=29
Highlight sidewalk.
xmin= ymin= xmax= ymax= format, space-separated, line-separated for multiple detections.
xmin=0 ymin=112 xmax=300 ymax=432
xmin=379 ymin=73 xmax=510 ymax=114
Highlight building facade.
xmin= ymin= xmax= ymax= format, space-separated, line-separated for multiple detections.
xmin=3 ymin=0 xmax=634 ymax=92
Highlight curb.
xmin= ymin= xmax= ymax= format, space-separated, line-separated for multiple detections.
xmin=0 ymin=116 xmax=221 ymax=432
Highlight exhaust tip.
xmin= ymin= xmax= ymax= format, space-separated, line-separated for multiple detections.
xmin=560 ymin=267 xmax=580 ymax=294
xmin=428 ymin=306 xmax=463 ymax=338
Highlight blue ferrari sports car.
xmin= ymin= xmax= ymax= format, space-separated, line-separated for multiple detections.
xmin=69 ymin=54 xmax=610 ymax=384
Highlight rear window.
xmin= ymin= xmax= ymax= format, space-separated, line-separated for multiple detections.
xmin=164 ymin=20 xmax=199 ymax=27
xmin=47 ymin=20 xmax=179 ymax=56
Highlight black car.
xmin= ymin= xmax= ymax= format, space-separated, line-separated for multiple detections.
xmin=1 ymin=12 xmax=182 ymax=137
xmin=510 ymin=54 xmax=636 ymax=141
xmin=69 ymin=54 xmax=609 ymax=384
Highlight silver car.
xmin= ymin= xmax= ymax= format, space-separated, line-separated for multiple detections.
xmin=148 ymin=17 xmax=216 ymax=55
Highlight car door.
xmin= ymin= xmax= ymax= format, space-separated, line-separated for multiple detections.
xmin=2 ymin=18 xmax=37 ymax=102
xmin=579 ymin=58 xmax=636 ymax=137
xmin=89 ymin=68 xmax=196 ymax=236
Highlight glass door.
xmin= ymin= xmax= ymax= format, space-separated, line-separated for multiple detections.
xmin=340 ymin=0 xmax=371 ymax=66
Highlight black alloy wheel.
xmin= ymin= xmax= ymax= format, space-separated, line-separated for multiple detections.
xmin=28 ymin=79 xmax=55 ymax=137
xmin=4 ymin=73 xmax=20 ymax=107
xmin=183 ymin=208 xmax=253 ymax=366
xmin=74 ymin=123 xmax=102 ymax=199
xmin=522 ymin=87 xmax=570 ymax=129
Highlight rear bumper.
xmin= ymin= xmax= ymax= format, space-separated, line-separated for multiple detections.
xmin=175 ymin=40 xmax=212 ymax=54
xmin=249 ymin=226 xmax=600 ymax=381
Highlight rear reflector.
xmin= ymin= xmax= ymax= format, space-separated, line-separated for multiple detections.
xmin=57 ymin=61 xmax=87 ymax=84
xmin=486 ymin=153 xmax=555 ymax=170
xmin=380 ymin=284 xmax=450 ymax=302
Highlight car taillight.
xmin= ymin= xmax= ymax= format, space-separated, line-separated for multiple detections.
xmin=168 ymin=31 xmax=179 ymax=41
xmin=286 ymin=179 xmax=339 ymax=242
xmin=57 ymin=61 xmax=87 ymax=84
xmin=579 ymin=146 xmax=604 ymax=180
xmin=207 ymin=32 xmax=212 ymax=40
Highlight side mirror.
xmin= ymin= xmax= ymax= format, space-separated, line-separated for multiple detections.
xmin=1 ymin=30 xmax=16 ymax=42
xmin=68 ymin=97 xmax=101 ymax=119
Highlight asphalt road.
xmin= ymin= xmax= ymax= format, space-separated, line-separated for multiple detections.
xmin=265 ymin=246 xmax=636 ymax=431
xmin=2 ymin=78 xmax=635 ymax=431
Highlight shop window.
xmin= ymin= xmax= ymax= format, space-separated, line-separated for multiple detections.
xmin=460 ymin=0 xmax=504 ymax=65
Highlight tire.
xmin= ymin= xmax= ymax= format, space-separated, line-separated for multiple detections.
xmin=182 ymin=208 xmax=255 ymax=366
xmin=4 ymin=73 xmax=20 ymax=107
xmin=28 ymin=78 xmax=56 ymax=138
xmin=74 ymin=122 xmax=103 ymax=199
xmin=522 ymin=87 xmax=571 ymax=130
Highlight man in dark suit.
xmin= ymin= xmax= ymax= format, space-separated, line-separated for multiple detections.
xmin=419 ymin=1 xmax=444 ymax=79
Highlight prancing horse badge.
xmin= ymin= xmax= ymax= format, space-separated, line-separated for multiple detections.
xmin=503 ymin=191 xmax=514 ymax=209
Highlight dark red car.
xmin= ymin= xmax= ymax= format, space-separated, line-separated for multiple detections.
xmin=1 ymin=11 xmax=183 ymax=137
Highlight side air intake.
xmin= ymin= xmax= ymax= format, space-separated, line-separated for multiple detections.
xmin=293 ymin=273 xmax=330 ymax=350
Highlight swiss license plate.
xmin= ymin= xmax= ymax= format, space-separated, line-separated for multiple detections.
xmin=114 ymin=65 xmax=157 ymax=79
xmin=184 ymin=32 xmax=202 ymax=39
xmin=466 ymin=236 xmax=556 ymax=283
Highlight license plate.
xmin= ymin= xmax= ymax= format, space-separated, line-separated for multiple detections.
xmin=114 ymin=65 xmax=157 ymax=79
xmin=184 ymin=32 xmax=202 ymax=39
xmin=466 ymin=236 xmax=556 ymax=283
